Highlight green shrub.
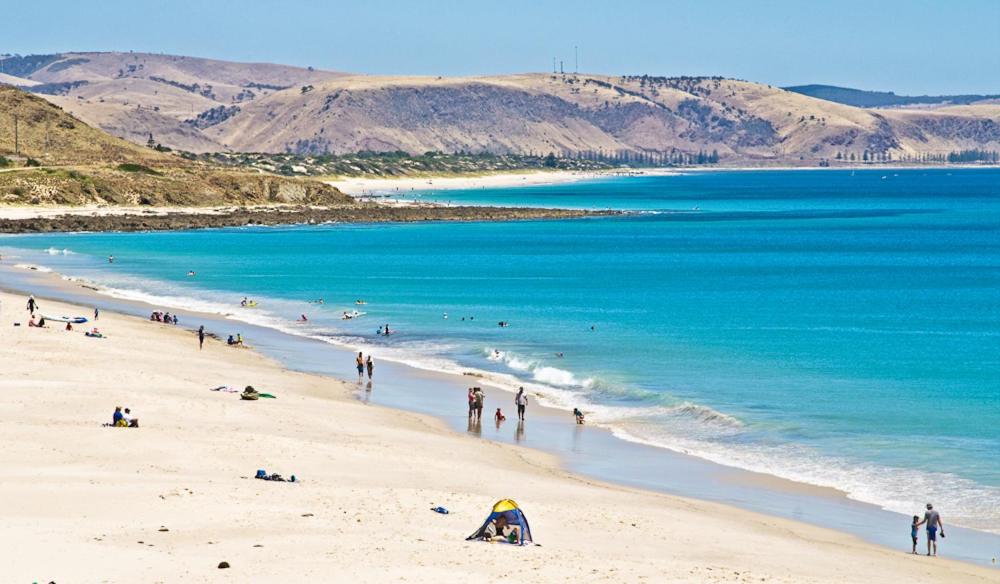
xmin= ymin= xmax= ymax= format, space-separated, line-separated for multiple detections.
xmin=116 ymin=163 xmax=162 ymax=175
xmin=26 ymin=158 xmax=41 ymax=167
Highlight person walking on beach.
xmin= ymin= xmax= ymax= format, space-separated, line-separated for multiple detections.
xmin=26 ymin=295 xmax=37 ymax=316
xmin=467 ymin=387 xmax=476 ymax=418
xmin=356 ymin=352 xmax=365 ymax=382
xmin=916 ymin=503 xmax=945 ymax=556
xmin=515 ymin=387 xmax=528 ymax=421
xmin=366 ymin=355 xmax=374 ymax=380
xmin=198 ymin=325 xmax=205 ymax=350
xmin=910 ymin=515 xmax=920 ymax=554
xmin=94 ymin=307 xmax=99 ymax=321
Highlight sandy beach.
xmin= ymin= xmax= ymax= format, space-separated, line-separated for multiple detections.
xmin=2 ymin=289 xmax=997 ymax=583
xmin=323 ymin=169 xmax=624 ymax=196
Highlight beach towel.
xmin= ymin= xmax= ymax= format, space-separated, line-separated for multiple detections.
xmin=258 ymin=393 xmax=277 ymax=399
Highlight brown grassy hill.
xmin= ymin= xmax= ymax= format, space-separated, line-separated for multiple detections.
xmin=5 ymin=52 xmax=345 ymax=153
xmin=8 ymin=52 xmax=999 ymax=163
xmin=208 ymin=73 xmax=1000 ymax=163
xmin=0 ymin=85 xmax=352 ymax=207
xmin=0 ymin=84 xmax=172 ymax=165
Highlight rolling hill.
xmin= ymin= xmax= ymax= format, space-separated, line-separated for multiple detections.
xmin=4 ymin=53 xmax=999 ymax=164
xmin=1 ymin=52 xmax=344 ymax=152
xmin=0 ymin=85 xmax=351 ymax=206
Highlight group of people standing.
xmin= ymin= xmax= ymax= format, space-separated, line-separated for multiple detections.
xmin=355 ymin=351 xmax=375 ymax=381
xmin=468 ymin=386 xmax=530 ymax=423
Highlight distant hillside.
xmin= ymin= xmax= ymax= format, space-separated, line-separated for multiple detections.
xmin=0 ymin=85 xmax=351 ymax=207
xmin=208 ymin=74 xmax=1000 ymax=163
xmin=1 ymin=52 xmax=344 ymax=152
xmin=4 ymin=53 xmax=1000 ymax=164
xmin=785 ymin=85 xmax=1000 ymax=109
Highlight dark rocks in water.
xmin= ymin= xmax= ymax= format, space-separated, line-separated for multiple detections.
xmin=218 ymin=561 xmax=230 ymax=569
xmin=0 ymin=205 xmax=618 ymax=234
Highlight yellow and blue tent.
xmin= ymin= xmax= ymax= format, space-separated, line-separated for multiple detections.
xmin=466 ymin=499 xmax=534 ymax=545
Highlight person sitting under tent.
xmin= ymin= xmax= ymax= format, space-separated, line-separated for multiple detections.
xmin=467 ymin=499 xmax=534 ymax=546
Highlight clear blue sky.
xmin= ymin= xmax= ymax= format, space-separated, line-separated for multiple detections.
xmin=6 ymin=0 xmax=999 ymax=94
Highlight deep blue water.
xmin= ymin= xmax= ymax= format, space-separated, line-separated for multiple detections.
xmin=4 ymin=168 xmax=999 ymax=532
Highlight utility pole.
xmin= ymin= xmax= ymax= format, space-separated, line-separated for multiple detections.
xmin=575 ymin=45 xmax=578 ymax=73
xmin=552 ymin=57 xmax=556 ymax=74
xmin=560 ymin=61 xmax=564 ymax=74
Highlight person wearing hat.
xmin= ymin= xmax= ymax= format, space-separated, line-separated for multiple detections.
xmin=916 ymin=503 xmax=945 ymax=556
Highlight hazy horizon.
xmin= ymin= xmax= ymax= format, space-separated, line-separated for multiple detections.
xmin=4 ymin=0 xmax=999 ymax=95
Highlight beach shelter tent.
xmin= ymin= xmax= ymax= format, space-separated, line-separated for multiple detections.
xmin=466 ymin=499 xmax=534 ymax=545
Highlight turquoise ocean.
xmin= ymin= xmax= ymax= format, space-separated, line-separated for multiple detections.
xmin=3 ymin=168 xmax=999 ymax=533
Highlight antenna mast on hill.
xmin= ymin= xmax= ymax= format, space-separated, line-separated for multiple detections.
xmin=575 ymin=45 xmax=578 ymax=73
xmin=552 ymin=57 xmax=556 ymax=74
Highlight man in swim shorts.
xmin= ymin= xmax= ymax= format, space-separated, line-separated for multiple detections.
xmin=917 ymin=503 xmax=945 ymax=556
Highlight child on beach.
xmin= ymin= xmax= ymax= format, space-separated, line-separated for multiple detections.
xmin=911 ymin=516 xmax=919 ymax=554
xmin=573 ymin=407 xmax=585 ymax=424
xmin=494 ymin=408 xmax=506 ymax=423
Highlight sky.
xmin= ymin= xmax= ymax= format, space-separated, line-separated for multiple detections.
xmin=4 ymin=0 xmax=999 ymax=94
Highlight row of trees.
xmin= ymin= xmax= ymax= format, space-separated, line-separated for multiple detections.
xmin=547 ymin=148 xmax=720 ymax=166
xmin=834 ymin=149 xmax=1000 ymax=164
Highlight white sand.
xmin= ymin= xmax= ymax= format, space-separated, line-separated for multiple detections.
xmin=324 ymin=170 xmax=619 ymax=196
xmin=1 ymin=290 xmax=996 ymax=583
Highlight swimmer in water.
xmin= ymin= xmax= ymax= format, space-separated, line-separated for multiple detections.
xmin=187 ymin=271 xmax=196 ymax=277
xmin=298 ymin=314 xmax=308 ymax=322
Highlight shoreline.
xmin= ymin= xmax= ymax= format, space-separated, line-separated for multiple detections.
xmin=4 ymin=256 xmax=1000 ymax=575
xmin=3 ymin=277 xmax=999 ymax=581
xmin=322 ymin=169 xmax=624 ymax=196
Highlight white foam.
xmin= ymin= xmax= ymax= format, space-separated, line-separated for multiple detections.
xmin=18 ymin=262 xmax=1000 ymax=534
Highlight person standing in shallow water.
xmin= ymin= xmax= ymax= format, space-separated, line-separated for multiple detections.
xmin=917 ymin=503 xmax=945 ymax=556
xmin=198 ymin=325 xmax=205 ymax=350
xmin=366 ymin=355 xmax=374 ymax=381
xmin=356 ymin=352 xmax=365 ymax=382
xmin=515 ymin=387 xmax=528 ymax=421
